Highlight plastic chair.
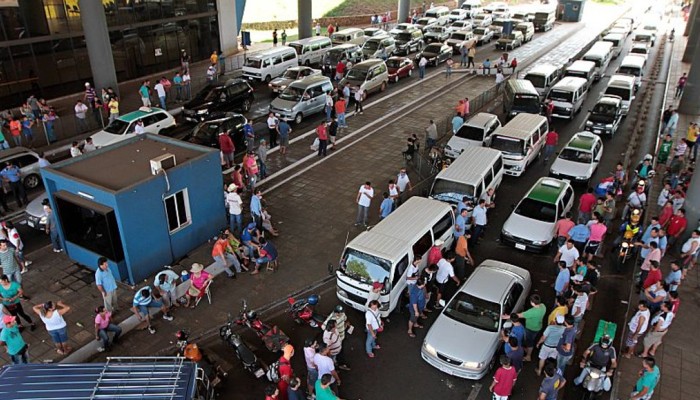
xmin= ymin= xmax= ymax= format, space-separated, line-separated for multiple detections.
xmin=194 ymin=281 xmax=212 ymax=307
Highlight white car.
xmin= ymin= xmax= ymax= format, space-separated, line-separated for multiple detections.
xmin=501 ymin=177 xmax=574 ymax=252
xmin=449 ymin=20 xmax=473 ymax=33
xmin=91 ymin=107 xmax=176 ymax=148
xmin=389 ymin=23 xmax=419 ymax=35
xmin=421 ymin=260 xmax=531 ymax=380
xmin=550 ymin=132 xmax=604 ymax=184
xmin=483 ymin=1 xmax=508 ymax=14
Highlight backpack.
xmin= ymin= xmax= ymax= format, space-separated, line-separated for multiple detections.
xmin=265 ymin=359 xmax=289 ymax=383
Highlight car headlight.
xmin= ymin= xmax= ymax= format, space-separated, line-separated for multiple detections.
xmin=197 ymin=109 xmax=208 ymax=115
xmin=502 ymin=230 xmax=513 ymax=238
xmin=605 ymin=124 xmax=613 ymax=128
xmin=445 ymin=145 xmax=452 ymax=151
xmin=423 ymin=341 xmax=437 ymax=356
xmin=531 ymin=240 xmax=548 ymax=245
xmin=336 ymin=289 xmax=348 ymax=299
xmin=380 ymin=302 xmax=390 ymax=311
xmin=585 ymin=120 xmax=593 ymax=126
xmin=40 ymin=216 xmax=48 ymax=224
xmin=430 ymin=57 xmax=436 ymax=61
xmin=462 ymin=361 xmax=483 ymax=369
xmin=564 ymin=107 xmax=572 ymax=111
xmin=576 ymin=175 xmax=590 ymax=180
xmin=512 ymin=165 xmax=522 ymax=171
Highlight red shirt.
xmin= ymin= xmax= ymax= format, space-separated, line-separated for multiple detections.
xmin=335 ymin=99 xmax=346 ymax=114
xmin=555 ymin=218 xmax=575 ymax=237
xmin=667 ymin=215 xmax=687 ymax=237
xmin=578 ymin=193 xmax=596 ymax=213
xmin=659 ymin=205 xmax=673 ymax=227
xmin=545 ymin=131 xmax=558 ymax=145
xmin=428 ymin=246 xmax=442 ymax=266
xmin=642 ymin=268 xmax=662 ymax=289
xmin=316 ymin=124 xmax=328 ymax=140
xmin=671 ymin=298 xmax=680 ymax=314
xmin=218 ymin=134 xmax=234 ymax=153
xmin=277 ymin=356 xmax=293 ymax=400
xmin=336 ymin=61 xmax=345 ymax=75
xmin=492 ymin=366 xmax=518 ymax=396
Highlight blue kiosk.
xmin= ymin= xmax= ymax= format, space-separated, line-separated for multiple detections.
xmin=41 ymin=134 xmax=225 ymax=284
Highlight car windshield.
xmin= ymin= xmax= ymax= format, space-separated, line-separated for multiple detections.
xmin=453 ymin=22 xmax=468 ymax=28
xmin=279 ymin=86 xmax=304 ymax=102
xmin=492 ymin=20 xmax=505 ymax=27
xmin=631 ymin=48 xmax=647 ymax=55
xmin=618 ymin=66 xmax=641 ymax=77
xmin=395 ymin=32 xmax=412 ymax=41
xmin=386 ymin=59 xmax=403 ymax=68
xmin=244 ymin=58 xmax=262 ymax=68
xmin=427 ymin=26 xmax=443 ymax=33
xmin=490 ymin=135 xmax=524 ymax=155
xmin=443 ymin=292 xmax=501 ymax=332
xmin=341 ymin=248 xmax=391 ymax=284
xmin=549 ymin=90 xmax=573 ymax=102
xmin=103 ymin=119 xmax=130 ymax=135
xmin=425 ymin=44 xmax=442 ymax=53
xmin=473 ymin=28 xmax=487 ymax=35
xmin=326 ymin=49 xmax=345 ymax=64
xmin=289 ymin=43 xmax=304 ymax=55
xmin=605 ymin=86 xmax=631 ymax=100
xmin=282 ymin=69 xmax=299 ymax=79
xmin=590 ymin=102 xmax=617 ymax=122
xmin=513 ymin=94 xmax=540 ymax=113
xmin=192 ymin=122 xmax=219 ymax=142
xmin=524 ymin=74 xmax=545 ymax=89
xmin=515 ymin=198 xmax=557 ymax=222
xmin=559 ymin=148 xmax=593 ymax=163
xmin=451 ymin=33 xmax=467 ymax=40
xmin=502 ymin=33 xmax=518 ymax=40
xmin=456 ymin=125 xmax=484 ymax=141
xmin=346 ymin=68 xmax=368 ymax=81
xmin=203 ymin=88 xmax=223 ymax=102
xmin=363 ymin=41 xmax=379 ymax=51
xmin=416 ymin=18 xmax=432 ymax=26
xmin=430 ymin=179 xmax=475 ymax=204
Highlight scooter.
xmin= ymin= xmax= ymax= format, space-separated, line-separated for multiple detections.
xmin=580 ymin=365 xmax=610 ymax=400
xmin=233 ymin=299 xmax=289 ymax=353
xmin=218 ymin=315 xmax=268 ymax=380
xmin=176 ymin=330 xmax=228 ymax=388
xmin=288 ymin=294 xmax=326 ymax=328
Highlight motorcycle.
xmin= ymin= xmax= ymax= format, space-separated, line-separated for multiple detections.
xmin=233 ymin=299 xmax=289 ymax=353
xmin=288 ymin=294 xmax=326 ymax=328
xmin=580 ymin=365 xmax=611 ymax=400
xmin=218 ymin=315 xmax=268 ymax=380
xmin=175 ymin=330 xmax=228 ymax=388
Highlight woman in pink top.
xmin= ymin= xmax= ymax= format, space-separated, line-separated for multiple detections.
xmin=585 ymin=216 xmax=608 ymax=260
xmin=184 ymin=263 xmax=212 ymax=308
xmin=94 ymin=305 xmax=121 ymax=352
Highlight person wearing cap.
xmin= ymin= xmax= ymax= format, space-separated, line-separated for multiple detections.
xmin=95 ymin=257 xmax=118 ymax=313
xmin=536 ymin=314 xmax=566 ymax=376
xmin=267 ymin=112 xmax=279 ymax=148
xmin=33 ymin=300 xmax=71 ymax=355
xmin=257 ymin=139 xmax=268 ymax=179
xmin=226 ymin=184 xmax=243 ymax=234
xmin=219 ymin=130 xmax=235 ymax=169
xmin=184 ymin=263 xmax=212 ymax=309
xmin=427 ymin=239 xmax=444 ymax=266
xmin=0 ymin=314 xmax=28 ymax=364
xmin=94 ymin=305 xmax=122 ymax=352
xmin=0 ymin=274 xmax=35 ymax=331
xmin=132 ymin=286 xmax=173 ymax=334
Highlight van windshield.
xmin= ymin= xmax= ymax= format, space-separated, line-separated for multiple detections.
xmin=473 ymin=28 xmax=487 ymax=35
xmin=450 ymin=33 xmax=467 ymax=41
xmin=490 ymin=135 xmax=525 ymax=155
xmin=431 ymin=179 xmax=475 ymax=204
xmin=363 ymin=41 xmax=380 ymax=51
xmin=515 ymin=198 xmax=557 ymax=223
xmin=605 ymin=86 xmax=631 ymax=100
xmin=244 ymin=58 xmax=262 ymax=68
xmin=618 ymin=66 xmax=641 ymax=77
xmin=346 ymin=68 xmax=368 ymax=81
xmin=289 ymin=43 xmax=304 ymax=55
xmin=566 ymin=71 xmax=588 ymax=80
xmin=444 ymin=292 xmax=501 ymax=332
xmin=583 ymin=56 xmax=602 ymax=68
xmin=513 ymin=94 xmax=540 ymax=113
xmin=456 ymin=125 xmax=485 ymax=141
xmin=341 ymin=248 xmax=391 ymax=284
xmin=524 ymin=74 xmax=545 ymax=89
xmin=549 ymin=90 xmax=573 ymax=102
xmin=279 ymin=86 xmax=304 ymax=102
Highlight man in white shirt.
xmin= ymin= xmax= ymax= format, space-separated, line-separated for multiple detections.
xmin=82 ymin=137 xmax=96 ymax=152
xmin=365 ymin=300 xmax=383 ymax=358
xmin=70 ymin=141 xmax=82 ymax=158
xmin=571 ymin=284 xmax=589 ymax=333
xmin=266 ymin=113 xmax=279 ymax=148
xmin=418 ymin=56 xmax=428 ymax=79
xmin=74 ymin=100 xmax=89 ymax=133
xmin=470 ymin=199 xmax=488 ymax=245
xmin=134 ymin=120 xmax=145 ymax=134
xmin=554 ymin=239 xmax=580 ymax=268
xmin=313 ymin=344 xmax=341 ymax=386
xmin=396 ymin=168 xmax=412 ymax=195
xmin=226 ymin=184 xmax=243 ymax=234
xmin=154 ymin=80 xmax=166 ymax=109
xmin=406 ymin=256 xmax=421 ymax=286
xmin=435 ymin=252 xmax=460 ymax=309
xmin=355 ymin=182 xmax=374 ymax=227
xmin=640 ymin=301 xmax=674 ymax=358
xmin=622 ymin=300 xmax=650 ymax=358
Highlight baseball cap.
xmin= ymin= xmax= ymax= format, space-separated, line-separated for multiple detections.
xmin=372 ymin=282 xmax=384 ymax=290
xmin=555 ymin=315 xmax=565 ymax=324
xmin=3 ymin=315 xmax=16 ymax=324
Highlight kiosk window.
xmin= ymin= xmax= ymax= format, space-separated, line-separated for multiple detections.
xmin=56 ymin=196 xmax=124 ymax=262
xmin=164 ymin=189 xmax=191 ymax=233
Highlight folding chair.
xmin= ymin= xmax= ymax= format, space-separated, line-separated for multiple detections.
xmin=194 ymin=281 xmax=212 ymax=307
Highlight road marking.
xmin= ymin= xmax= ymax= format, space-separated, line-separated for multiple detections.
xmin=466 ymin=383 xmax=482 ymax=400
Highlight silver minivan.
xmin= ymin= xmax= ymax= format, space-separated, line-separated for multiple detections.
xmin=547 ymin=76 xmax=589 ymax=119
xmin=564 ymin=60 xmax=596 ymax=90
xmin=331 ymin=28 xmax=366 ymax=46
xmin=361 ymin=35 xmax=396 ymax=59
xmin=339 ymin=59 xmax=390 ymax=98
xmin=445 ymin=112 xmax=502 ymax=157
xmin=269 ymin=75 xmax=333 ymax=124
xmin=289 ymin=36 xmax=333 ymax=66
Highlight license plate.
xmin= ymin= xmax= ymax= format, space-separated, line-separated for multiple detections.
xmin=27 ymin=221 xmax=35 ymax=228
xmin=515 ymin=243 xmax=526 ymax=250
xmin=593 ymin=129 xmax=601 ymax=134
xmin=254 ymin=368 xmax=265 ymax=378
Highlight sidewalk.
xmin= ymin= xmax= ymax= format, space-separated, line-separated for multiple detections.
xmin=613 ymin=17 xmax=700 ymax=400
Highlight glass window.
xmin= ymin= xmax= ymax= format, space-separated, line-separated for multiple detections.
xmin=484 ymin=168 xmax=494 ymax=189
xmin=13 ymin=154 xmax=39 ymax=168
xmin=493 ymin=156 xmax=503 ymax=174
xmin=562 ymin=187 xmax=573 ymax=208
xmin=412 ymin=231 xmax=433 ymax=257
xmin=503 ymin=283 xmax=523 ymax=314
xmin=432 ymin=212 xmax=453 ymax=239
xmin=392 ymin=255 xmax=409 ymax=287
xmin=444 ymin=292 xmax=501 ymax=332
xmin=164 ymin=189 xmax=191 ymax=233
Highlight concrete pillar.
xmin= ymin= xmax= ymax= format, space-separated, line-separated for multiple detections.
xmin=78 ymin=0 xmax=118 ymax=94
xmin=216 ymin=0 xmax=239 ymax=55
xmin=678 ymin=42 xmax=700 ymax=114
xmin=298 ymin=0 xmax=312 ymax=40
xmin=398 ymin=0 xmax=411 ymax=24
xmin=683 ymin=1 xmax=700 ymax=62
xmin=684 ymin=0 xmax=699 ymax=36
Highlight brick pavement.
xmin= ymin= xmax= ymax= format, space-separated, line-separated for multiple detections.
xmin=613 ymin=17 xmax=700 ymax=400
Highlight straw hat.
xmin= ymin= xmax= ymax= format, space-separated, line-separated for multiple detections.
xmin=190 ymin=263 xmax=204 ymax=273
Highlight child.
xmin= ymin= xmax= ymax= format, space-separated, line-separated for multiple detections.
xmin=490 ymin=355 xmax=518 ymax=399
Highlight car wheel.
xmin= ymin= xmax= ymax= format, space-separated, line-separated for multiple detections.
xmin=407 ymin=69 xmax=413 ymax=77
xmin=294 ymin=113 xmax=303 ymax=124
xmin=304 ymin=60 xmax=311 ymax=67
xmin=264 ymin=75 xmax=271 ymax=83
xmin=380 ymin=81 xmax=387 ymax=92
xmin=23 ymin=173 xmax=40 ymax=190
xmin=394 ymin=74 xmax=400 ymax=83
xmin=242 ymin=99 xmax=251 ymax=112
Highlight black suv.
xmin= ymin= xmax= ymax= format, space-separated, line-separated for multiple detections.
xmin=391 ymin=30 xmax=424 ymax=55
xmin=183 ymin=112 xmax=248 ymax=152
xmin=182 ymin=78 xmax=254 ymax=123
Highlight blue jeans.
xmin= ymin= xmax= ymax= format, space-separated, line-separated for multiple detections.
xmin=229 ymin=213 xmax=243 ymax=235
xmin=159 ymin=96 xmax=166 ymax=109
xmin=98 ymin=323 xmax=122 ymax=348
xmin=45 ymin=121 xmax=56 ymax=142
xmin=325 ymin=105 xmax=332 ymax=121
xmin=544 ymin=144 xmax=556 ymax=160
xmin=10 ymin=348 xmax=28 ymax=364
xmin=48 ymin=326 xmax=69 ymax=343
xmin=12 ymin=135 xmax=21 ymax=146
xmin=419 ymin=66 xmax=426 ymax=79
xmin=471 ymin=224 xmax=485 ymax=245
xmin=337 ymin=112 xmax=347 ymax=127
xmin=365 ymin=330 xmax=376 ymax=354
xmin=258 ymin=161 xmax=267 ymax=179
xmin=557 ymin=353 xmax=573 ymax=373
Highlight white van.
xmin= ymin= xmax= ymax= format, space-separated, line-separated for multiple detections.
xmin=331 ymin=28 xmax=366 ymax=46
xmin=461 ymin=0 xmax=483 ymax=17
xmin=336 ymin=197 xmax=455 ymax=316
xmin=602 ymin=33 xmax=625 ymax=58
xmin=604 ymin=74 xmax=636 ymax=116
xmin=243 ymin=46 xmax=299 ymax=83
xmin=489 ymin=113 xmax=548 ymax=177
xmin=430 ymin=147 xmax=505 ymax=206
xmin=633 ymin=31 xmax=654 ymax=47
xmin=547 ymin=76 xmax=589 ymax=119
xmin=564 ymin=60 xmax=596 ymax=89
xmin=582 ymin=41 xmax=613 ymax=81
xmin=425 ymin=6 xmax=451 ymax=25
xmin=289 ymin=36 xmax=333 ymax=66
xmin=445 ymin=112 xmax=501 ymax=157
xmin=523 ymin=64 xmax=562 ymax=97
xmin=617 ymin=54 xmax=645 ymax=91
